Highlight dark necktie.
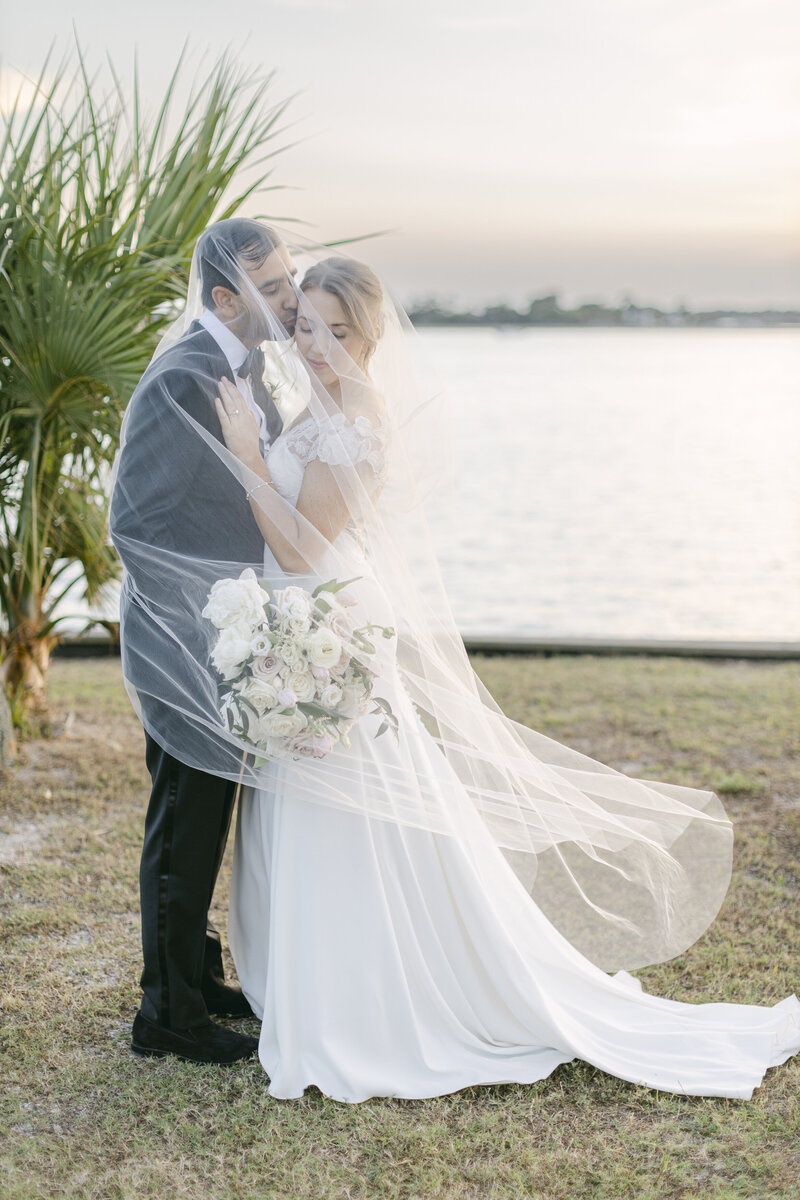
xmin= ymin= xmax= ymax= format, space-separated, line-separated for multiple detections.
xmin=237 ymin=347 xmax=283 ymax=447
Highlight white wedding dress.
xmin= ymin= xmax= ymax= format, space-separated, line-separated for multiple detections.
xmin=228 ymin=416 xmax=800 ymax=1103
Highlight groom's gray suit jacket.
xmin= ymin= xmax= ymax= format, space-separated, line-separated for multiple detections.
xmin=110 ymin=321 xmax=277 ymax=753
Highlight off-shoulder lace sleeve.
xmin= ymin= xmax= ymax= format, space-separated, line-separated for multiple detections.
xmin=314 ymin=411 xmax=388 ymax=476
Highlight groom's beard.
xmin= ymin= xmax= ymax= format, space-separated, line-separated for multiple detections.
xmin=274 ymin=312 xmax=297 ymax=339
xmin=241 ymin=307 xmax=296 ymax=343
xmin=225 ymin=300 xmax=295 ymax=345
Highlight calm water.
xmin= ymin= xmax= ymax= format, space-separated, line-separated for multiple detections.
xmin=418 ymin=327 xmax=800 ymax=641
xmin=69 ymin=327 xmax=800 ymax=643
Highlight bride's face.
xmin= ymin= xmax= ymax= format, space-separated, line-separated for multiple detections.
xmin=295 ymin=287 xmax=369 ymax=389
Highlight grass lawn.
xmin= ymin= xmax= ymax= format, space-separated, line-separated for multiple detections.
xmin=1 ymin=654 xmax=799 ymax=1200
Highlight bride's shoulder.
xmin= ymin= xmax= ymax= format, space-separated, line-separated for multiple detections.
xmin=352 ymin=384 xmax=387 ymax=422
xmin=317 ymin=397 xmax=388 ymax=471
xmin=345 ymin=387 xmax=388 ymax=439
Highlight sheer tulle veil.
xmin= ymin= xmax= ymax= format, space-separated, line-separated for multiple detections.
xmin=109 ymin=219 xmax=733 ymax=972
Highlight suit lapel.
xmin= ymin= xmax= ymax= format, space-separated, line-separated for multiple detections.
xmin=184 ymin=320 xmax=284 ymax=447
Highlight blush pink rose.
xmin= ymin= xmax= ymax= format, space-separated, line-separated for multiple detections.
xmin=252 ymin=652 xmax=282 ymax=681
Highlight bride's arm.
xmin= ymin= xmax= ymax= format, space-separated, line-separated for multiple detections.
xmin=214 ymin=379 xmax=353 ymax=573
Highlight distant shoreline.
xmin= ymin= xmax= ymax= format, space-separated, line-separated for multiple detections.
xmin=409 ymin=296 xmax=800 ymax=329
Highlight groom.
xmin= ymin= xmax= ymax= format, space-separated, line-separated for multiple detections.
xmin=110 ymin=219 xmax=297 ymax=1064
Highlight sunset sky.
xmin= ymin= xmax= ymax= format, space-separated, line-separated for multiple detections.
xmin=3 ymin=0 xmax=799 ymax=307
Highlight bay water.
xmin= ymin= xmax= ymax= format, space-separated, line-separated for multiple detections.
xmin=419 ymin=327 xmax=800 ymax=641
xmin=61 ymin=326 xmax=800 ymax=644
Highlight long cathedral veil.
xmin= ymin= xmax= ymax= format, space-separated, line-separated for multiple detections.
xmin=109 ymin=219 xmax=733 ymax=971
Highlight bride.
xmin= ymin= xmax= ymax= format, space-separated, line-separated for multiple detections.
xmin=117 ymin=226 xmax=800 ymax=1101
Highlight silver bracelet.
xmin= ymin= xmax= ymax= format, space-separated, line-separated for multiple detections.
xmin=246 ymin=479 xmax=272 ymax=501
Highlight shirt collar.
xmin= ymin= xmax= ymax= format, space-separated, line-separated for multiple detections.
xmin=199 ymin=309 xmax=248 ymax=374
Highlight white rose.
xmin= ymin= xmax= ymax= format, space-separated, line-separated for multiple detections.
xmin=280 ymin=643 xmax=307 ymax=673
xmin=243 ymin=678 xmax=280 ymax=713
xmin=202 ymin=568 xmax=270 ymax=631
xmin=275 ymin=585 xmax=313 ymax=627
xmin=259 ymin=710 xmax=308 ymax=739
xmin=319 ymin=683 xmax=344 ymax=709
xmin=305 ymin=627 xmax=342 ymax=668
xmin=338 ymin=682 xmax=365 ymax=718
xmin=217 ymin=618 xmax=255 ymax=646
xmin=287 ymin=670 xmax=316 ymax=702
xmin=211 ymin=628 xmax=252 ymax=680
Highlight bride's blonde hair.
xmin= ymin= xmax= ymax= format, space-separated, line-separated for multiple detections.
xmin=300 ymin=257 xmax=384 ymax=365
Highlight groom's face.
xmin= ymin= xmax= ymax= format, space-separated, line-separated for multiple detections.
xmin=241 ymin=244 xmax=298 ymax=343
xmin=214 ymin=243 xmax=298 ymax=345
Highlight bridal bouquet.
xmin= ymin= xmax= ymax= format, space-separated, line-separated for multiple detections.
xmin=202 ymin=568 xmax=397 ymax=760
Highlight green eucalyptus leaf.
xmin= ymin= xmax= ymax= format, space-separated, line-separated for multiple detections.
xmin=298 ymin=700 xmax=335 ymax=717
xmin=312 ymin=575 xmax=361 ymax=597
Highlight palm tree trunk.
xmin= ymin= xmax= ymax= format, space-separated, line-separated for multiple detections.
xmin=3 ymin=620 xmax=54 ymax=719
xmin=0 ymin=684 xmax=15 ymax=766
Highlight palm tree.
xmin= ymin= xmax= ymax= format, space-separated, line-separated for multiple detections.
xmin=0 ymin=50 xmax=292 ymax=725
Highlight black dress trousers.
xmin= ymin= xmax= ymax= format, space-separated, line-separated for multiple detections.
xmin=139 ymin=731 xmax=237 ymax=1029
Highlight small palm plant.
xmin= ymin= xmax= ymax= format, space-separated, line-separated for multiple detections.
xmin=0 ymin=49 xmax=292 ymax=726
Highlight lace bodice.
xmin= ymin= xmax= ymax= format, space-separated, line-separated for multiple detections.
xmin=266 ymin=412 xmax=387 ymax=507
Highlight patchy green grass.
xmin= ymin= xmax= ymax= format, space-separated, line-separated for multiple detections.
xmin=1 ymin=655 xmax=799 ymax=1200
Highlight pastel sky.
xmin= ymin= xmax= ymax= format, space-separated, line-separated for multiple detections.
xmin=3 ymin=0 xmax=799 ymax=306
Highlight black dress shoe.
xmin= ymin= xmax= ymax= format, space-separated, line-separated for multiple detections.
xmin=202 ymin=982 xmax=254 ymax=1019
xmin=131 ymin=1012 xmax=258 ymax=1065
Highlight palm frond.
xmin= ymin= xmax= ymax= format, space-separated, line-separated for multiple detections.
xmin=0 ymin=44 xmax=293 ymax=713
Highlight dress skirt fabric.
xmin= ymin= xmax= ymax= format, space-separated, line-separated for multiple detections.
xmin=228 ymin=672 xmax=800 ymax=1104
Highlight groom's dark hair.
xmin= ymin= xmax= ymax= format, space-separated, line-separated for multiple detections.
xmin=197 ymin=219 xmax=281 ymax=309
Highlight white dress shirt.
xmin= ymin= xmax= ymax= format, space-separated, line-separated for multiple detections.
xmin=199 ymin=309 xmax=269 ymax=449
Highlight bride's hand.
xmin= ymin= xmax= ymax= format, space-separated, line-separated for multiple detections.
xmin=215 ymin=377 xmax=262 ymax=468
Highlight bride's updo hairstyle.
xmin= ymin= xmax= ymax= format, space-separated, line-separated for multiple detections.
xmin=300 ymin=257 xmax=384 ymax=366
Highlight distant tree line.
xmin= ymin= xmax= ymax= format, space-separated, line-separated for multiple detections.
xmin=407 ymin=294 xmax=800 ymax=328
